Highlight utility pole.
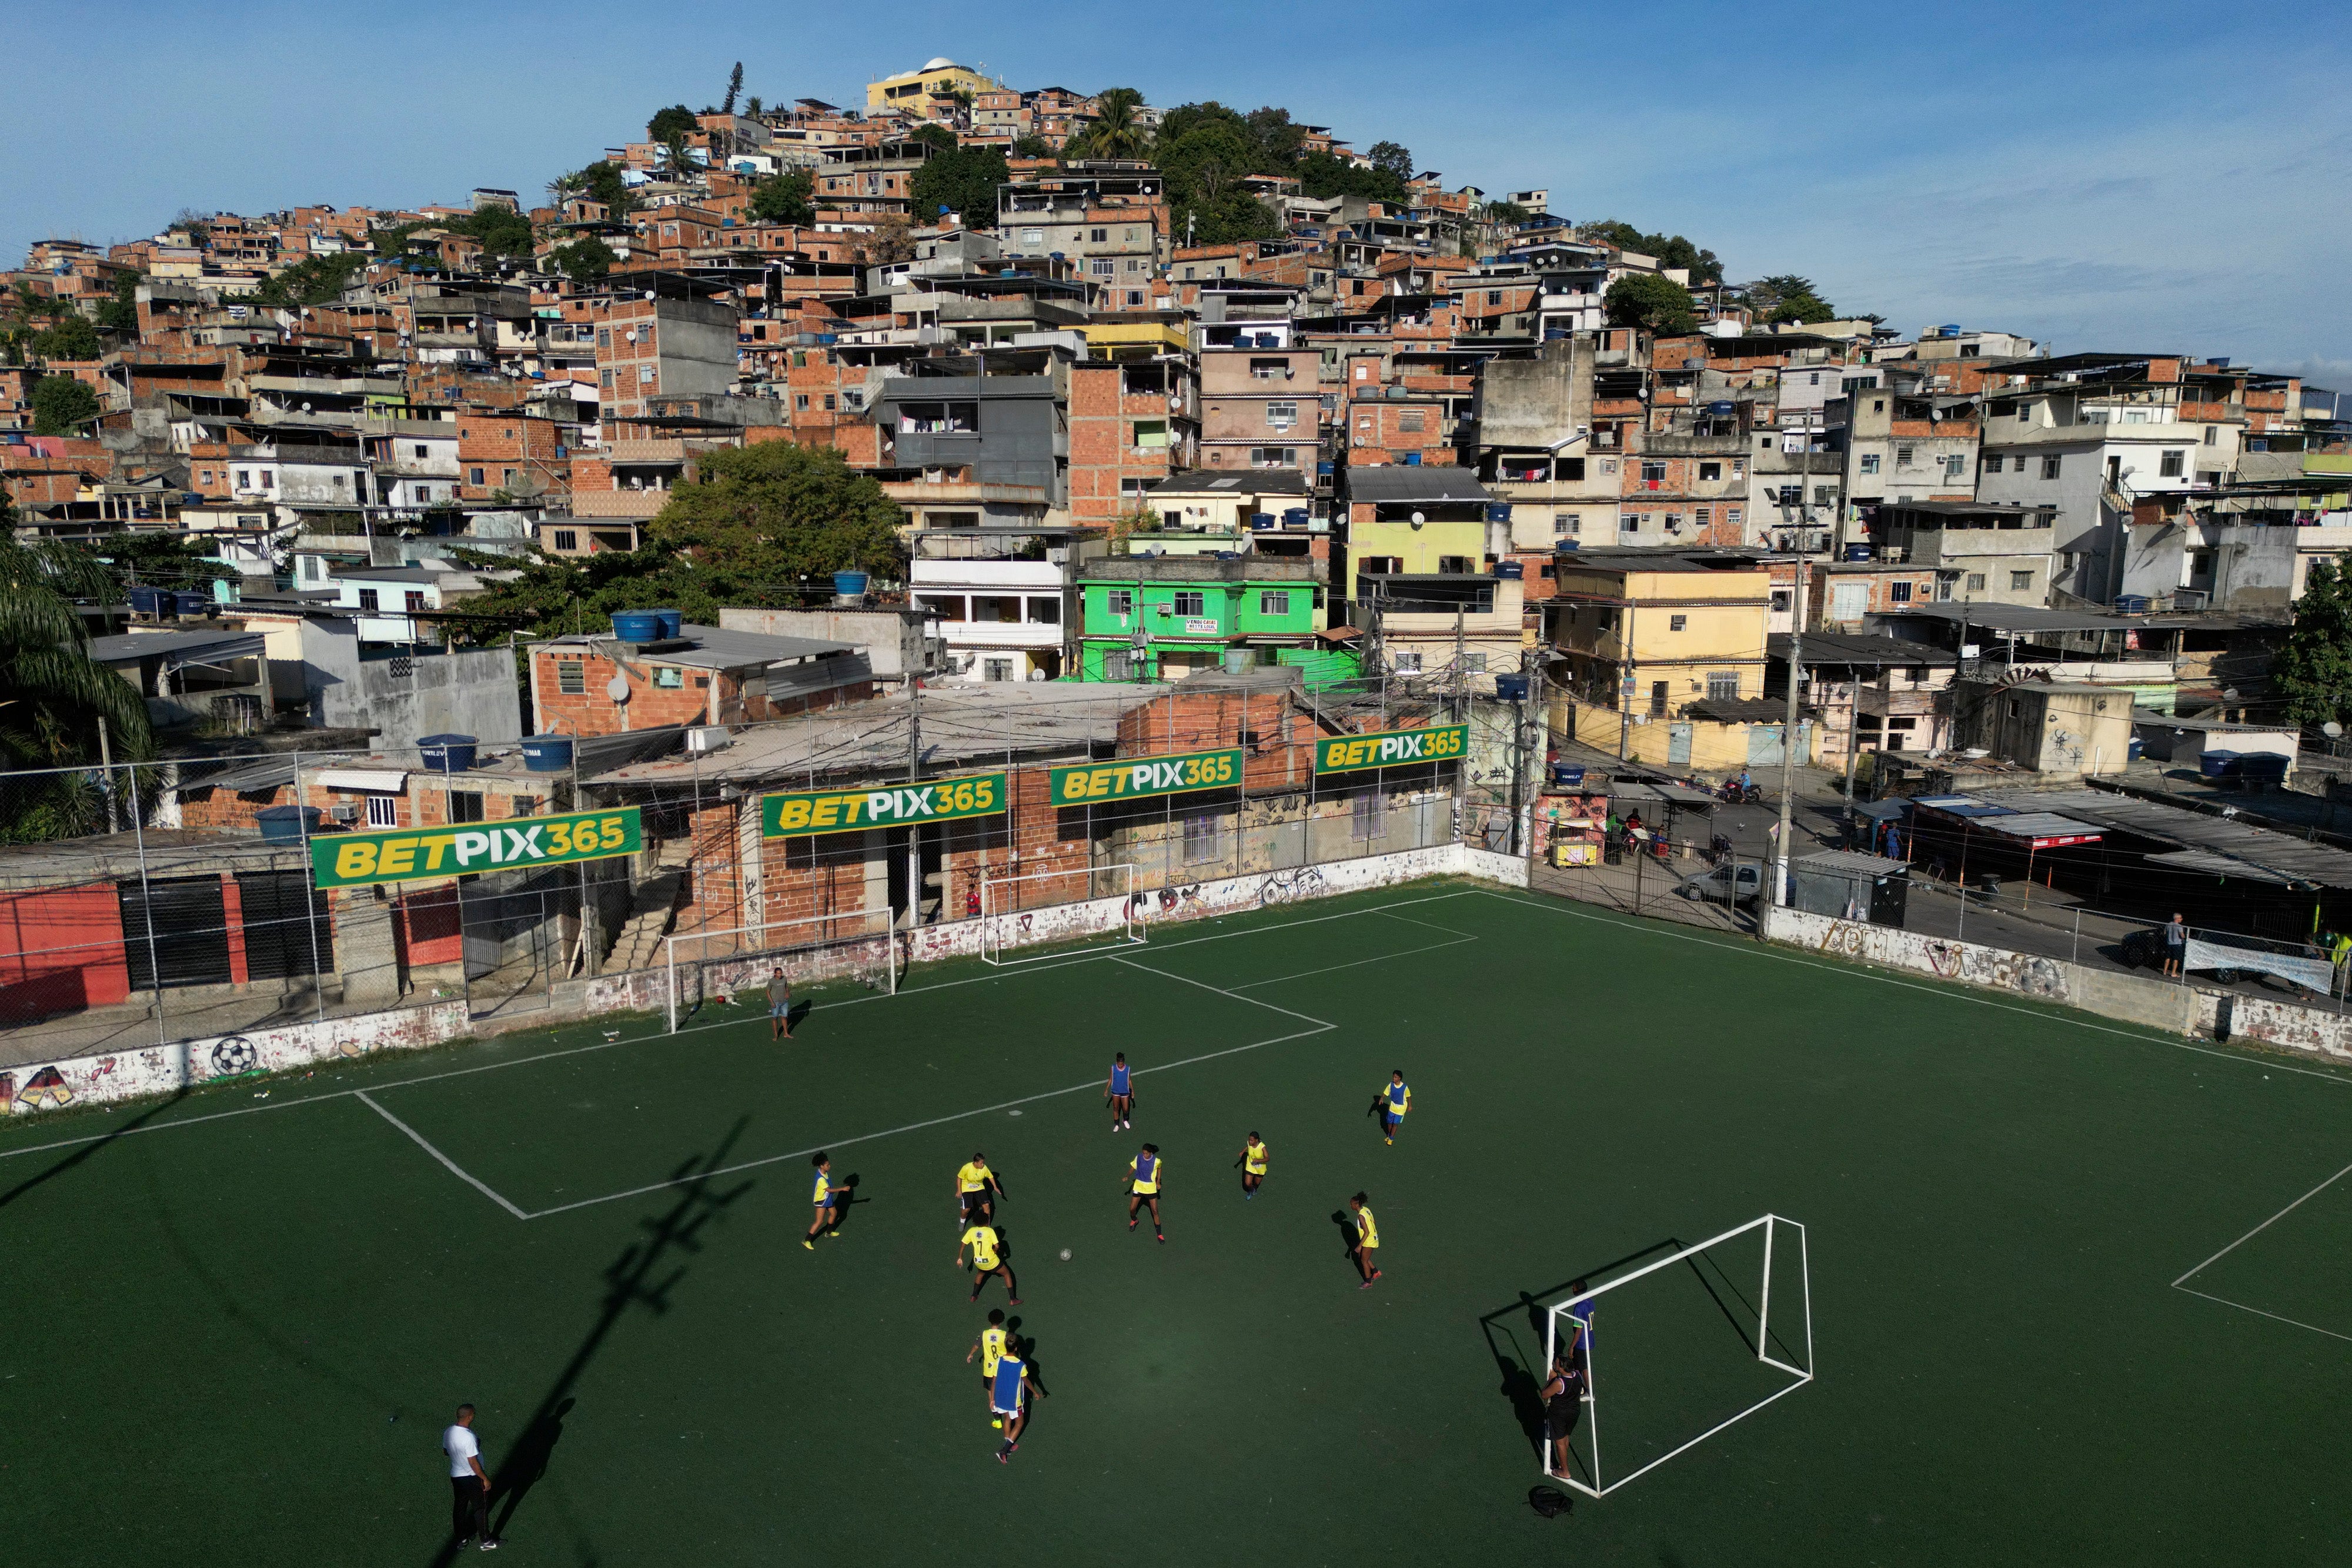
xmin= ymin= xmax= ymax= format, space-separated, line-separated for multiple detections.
xmin=1773 ymin=496 xmax=1811 ymax=911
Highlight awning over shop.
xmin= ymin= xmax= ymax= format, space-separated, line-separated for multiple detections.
xmin=315 ymin=768 xmax=408 ymax=793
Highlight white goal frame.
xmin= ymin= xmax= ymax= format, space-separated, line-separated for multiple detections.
xmin=664 ymin=907 xmax=898 ymax=1032
xmin=1541 ymin=1213 xmax=1813 ymax=1499
xmin=979 ymin=864 xmax=1144 ymax=966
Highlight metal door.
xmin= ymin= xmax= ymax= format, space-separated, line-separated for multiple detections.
xmin=236 ymin=870 xmax=333 ymax=980
xmin=1747 ymin=724 xmax=1785 ymax=768
xmin=118 ymin=875 xmax=232 ymax=991
xmin=1668 ymin=723 xmax=1693 ymax=767
xmin=459 ymin=868 xmax=562 ymax=1018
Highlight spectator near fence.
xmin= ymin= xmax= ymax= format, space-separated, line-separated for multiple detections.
xmin=2163 ymin=914 xmax=2186 ymax=979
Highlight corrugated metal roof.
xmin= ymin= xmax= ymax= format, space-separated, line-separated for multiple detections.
xmin=1987 ymin=787 xmax=2352 ymax=889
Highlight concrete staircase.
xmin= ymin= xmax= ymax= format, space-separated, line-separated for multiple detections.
xmin=603 ymin=870 xmax=686 ymax=973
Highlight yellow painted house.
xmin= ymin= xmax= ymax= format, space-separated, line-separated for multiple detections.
xmin=1544 ymin=548 xmax=1818 ymax=772
xmin=867 ymin=58 xmax=997 ymax=112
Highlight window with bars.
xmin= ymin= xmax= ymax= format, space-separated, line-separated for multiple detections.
xmin=1182 ymin=812 xmax=1221 ymax=863
xmin=365 ymin=794 xmax=399 ymax=827
xmin=1351 ymin=790 xmax=1385 ymax=840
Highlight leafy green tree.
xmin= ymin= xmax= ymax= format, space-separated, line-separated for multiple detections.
xmin=0 ymin=534 xmax=153 ymax=777
xmin=32 ymin=313 xmax=101 ymax=360
xmin=647 ymin=105 xmax=699 ymax=142
xmin=1152 ymin=101 xmax=1251 ymax=149
xmin=31 ymin=376 xmax=99 ymax=434
xmin=749 ymin=169 xmax=816 ymax=225
xmin=250 ymin=252 xmax=368 ymax=306
xmin=548 ymin=236 xmax=617 ymax=280
xmin=908 ymin=123 xmax=959 ymax=153
xmin=96 ymin=272 xmax=141 ymax=335
xmin=1603 ymin=273 xmax=1698 ymax=335
xmin=1583 ymin=219 xmax=1723 ymax=284
xmin=910 ymin=143 xmax=1010 ymax=229
xmin=649 ymin=442 xmax=905 ymax=581
xmin=1009 ymin=133 xmax=1057 ymax=160
xmin=1746 ymin=273 xmax=1838 ymax=325
xmin=1297 ymin=151 xmax=1408 ymax=205
xmin=451 ymin=204 xmax=537 ymax=260
xmin=2273 ymin=554 xmax=2352 ymax=731
xmin=1243 ymin=106 xmax=1304 ymax=169
xmin=1367 ymin=141 xmax=1415 ymax=184
xmin=1157 ymin=121 xmax=1273 ymax=242
xmin=1075 ymin=87 xmax=1150 ymax=160
xmin=1482 ymin=200 xmax=1531 ymax=226
xmin=89 ymin=530 xmax=236 ymax=590
xmin=566 ymin=160 xmax=635 ymax=216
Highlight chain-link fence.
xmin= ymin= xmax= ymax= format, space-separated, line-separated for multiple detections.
xmin=0 ymin=674 xmax=1514 ymax=1074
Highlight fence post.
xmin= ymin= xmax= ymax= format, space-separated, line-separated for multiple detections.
xmin=122 ymin=757 xmax=168 ymax=1051
xmin=2072 ymin=907 xmax=2081 ymax=967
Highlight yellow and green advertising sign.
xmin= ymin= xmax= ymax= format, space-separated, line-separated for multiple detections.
xmin=1049 ymin=747 xmax=1244 ymax=804
xmin=1314 ymin=724 xmax=1468 ymax=774
xmin=310 ymin=807 xmax=642 ymax=888
xmin=761 ymin=772 xmax=1007 ymax=837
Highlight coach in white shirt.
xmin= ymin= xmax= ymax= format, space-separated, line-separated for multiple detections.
xmin=442 ymin=1404 xmax=498 ymax=1552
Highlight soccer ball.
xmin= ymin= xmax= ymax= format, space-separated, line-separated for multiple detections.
xmin=1060 ymin=1248 xmax=1071 ymax=1261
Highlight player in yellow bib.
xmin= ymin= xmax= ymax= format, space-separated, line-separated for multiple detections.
xmin=959 ymin=1220 xmax=1021 ymax=1305
xmin=804 ymin=1152 xmax=844 ymax=1249
xmin=1349 ymin=1191 xmax=1382 ymax=1289
xmin=954 ymin=1151 xmax=1007 ymax=1228
xmin=1237 ymin=1132 xmax=1269 ymax=1199
xmin=1124 ymin=1144 xmax=1165 ymax=1241
xmin=967 ymin=1308 xmax=1012 ymax=1427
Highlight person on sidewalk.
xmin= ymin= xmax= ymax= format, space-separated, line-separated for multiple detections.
xmin=2163 ymin=914 xmax=2186 ymax=978
xmin=443 ymin=1403 xmax=498 ymax=1552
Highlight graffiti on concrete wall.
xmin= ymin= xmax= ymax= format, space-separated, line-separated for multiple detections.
xmin=1798 ymin=911 xmax=2071 ymax=1004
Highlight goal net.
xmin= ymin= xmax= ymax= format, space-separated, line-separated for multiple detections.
xmin=1540 ymin=1213 xmax=1813 ymax=1499
xmin=664 ymin=907 xmax=898 ymax=1032
xmin=979 ymin=864 xmax=1143 ymax=966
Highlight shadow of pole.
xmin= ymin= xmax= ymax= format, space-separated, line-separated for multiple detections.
xmin=430 ymin=1118 xmax=756 ymax=1566
xmin=0 ymin=1085 xmax=194 ymax=1212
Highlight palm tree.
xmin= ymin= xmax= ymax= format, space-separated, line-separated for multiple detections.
xmin=0 ymin=534 xmax=153 ymax=836
xmin=662 ymin=133 xmax=700 ymax=182
xmin=1080 ymin=88 xmax=1149 ymax=161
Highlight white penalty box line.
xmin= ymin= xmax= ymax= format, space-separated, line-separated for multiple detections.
xmin=2170 ymin=1157 xmax=2352 ymax=1345
xmin=0 ymin=893 xmax=1483 ymax=1223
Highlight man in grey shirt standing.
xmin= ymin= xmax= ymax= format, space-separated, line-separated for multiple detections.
xmin=443 ymin=1403 xmax=497 ymax=1552
xmin=769 ymin=965 xmax=793 ymax=1041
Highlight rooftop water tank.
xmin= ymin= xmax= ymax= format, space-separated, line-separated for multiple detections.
xmin=520 ymin=734 xmax=574 ymax=773
xmin=128 ymin=586 xmax=175 ymax=618
xmin=256 ymin=805 xmax=322 ymax=844
xmin=612 ymin=609 xmax=663 ymax=643
xmin=416 ymin=734 xmax=477 ymax=774
xmin=649 ymin=607 xmax=684 ymax=640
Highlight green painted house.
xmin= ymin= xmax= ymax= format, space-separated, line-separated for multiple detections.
xmin=1075 ymin=554 xmax=1334 ymax=681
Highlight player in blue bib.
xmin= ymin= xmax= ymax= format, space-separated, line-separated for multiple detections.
xmin=990 ymin=1346 xmax=1045 ymax=1463
xmin=1106 ymin=1052 xmax=1134 ymax=1131
xmin=1378 ymin=1070 xmax=1412 ymax=1145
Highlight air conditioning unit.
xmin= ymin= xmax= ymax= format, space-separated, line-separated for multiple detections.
xmin=686 ymin=726 xmax=731 ymax=754
xmin=330 ymin=804 xmax=359 ymax=823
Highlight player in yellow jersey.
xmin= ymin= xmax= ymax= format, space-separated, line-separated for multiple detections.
xmin=1348 ymin=1191 xmax=1382 ymax=1288
xmin=967 ymin=1308 xmax=1011 ymax=1427
xmin=804 ymin=1152 xmax=844 ymax=1249
xmin=958 ymin=1217 xmax=1021 ymax=1305
xmin=954 ymin=1151 xmax=1007 ymax=1228
xmin=1237 ymin=1132 xmax=1269 ymax=1199
xmin=1124 ymin=1143 xmax=1166 ymax=1241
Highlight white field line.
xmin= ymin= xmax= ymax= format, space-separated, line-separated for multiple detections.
xmin=355 ymin=1091 xmax=530 ymax=1220
xmin=0 ymin=891 xmax=1477 ymax=1166
xmin=2171 ymin=1158 xmax=2352 ymax=1286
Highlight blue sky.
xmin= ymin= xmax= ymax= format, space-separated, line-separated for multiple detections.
xmin=8 ymin=1 xmax=2346 ymax=383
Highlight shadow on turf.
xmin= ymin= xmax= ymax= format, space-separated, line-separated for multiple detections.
xmin=432 ymin=1120 xmax=755 ymax=1566
xmin=0 ymin=1086 xmax=192 ymax=1212
xmin=1474 ymin=1240 xmax=1689 ymax=1472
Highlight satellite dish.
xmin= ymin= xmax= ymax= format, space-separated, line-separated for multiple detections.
xmin=2327 ymin=722 xmax=2344 ymax=738
xmin=1409 ymin=510 xmax=1425 ymax=529
xmin=607 ymin=676 xmax=631 ymax=703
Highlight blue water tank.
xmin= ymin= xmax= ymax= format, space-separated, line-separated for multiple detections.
xmin=1485 ymin=503 xmax=1512 ymax=522
xmin=2113 ymin=594 xmax=2151 ymax=614
xmin=1248 ymin=513 xmax=1275 ymax=531
xmin=1551 ymin=763 xmax=1587 ymax=787
xmin=1493 ymin=673 xmax=1530 ymax=700
xmin=1706 ymin=400 xmax=1736 ymax=416
xmin=649 ymin=607 xmax=684 ymax=640
xmin=521 ymin=734 xmax=574 ymax=773
xmin=2199 ymin=750 xmax=2241 ymax=778
xmin=833 ymin=570 xmax=870 ymax=598
xmin=1843 ymin=544 xmax=1873 ymax=562
xmin=256 ymin=805 xmax=322 ymax=843
xmin=1281 ymin=507 xmax=1309 ymax=527
xmin=417 ymin=734 xmax=477 ymax=773
xmin=612 ymin=609 xmax=663 ymax=643
xmin=1939 ymin=324 xmax=1962 ymax=336
xmin=128 ymin=586 xmax=175 ymax=618
xmin=1494 ymin=560 xmax=1525 ymax=580
xmin=1402 ymin=452 xmax=1422 ymax=466
xmin=174 ymin=590 xmax=213 ymax=617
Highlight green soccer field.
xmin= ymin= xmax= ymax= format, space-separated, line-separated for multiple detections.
xmin=6 ymin=880 xmax=2351 ymax=1566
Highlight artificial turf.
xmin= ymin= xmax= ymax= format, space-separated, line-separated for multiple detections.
xmin=4 ymin=879 xmax=2350 ymax=1566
